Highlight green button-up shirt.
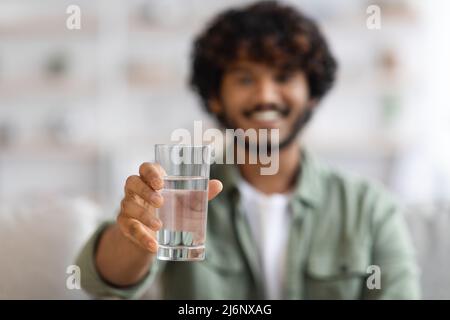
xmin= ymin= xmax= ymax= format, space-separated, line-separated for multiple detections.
xmin=76 ymin=150 xmax=420 ymax=299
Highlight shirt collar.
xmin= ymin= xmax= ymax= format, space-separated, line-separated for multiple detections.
xmin=209 ymin=147 xmax=324 ymax=210
xmin=292 ymin=149 xmax=324 ymax=209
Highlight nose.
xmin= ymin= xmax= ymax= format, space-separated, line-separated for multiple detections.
xmin=254 ymin=77 xmax=282 ymax=105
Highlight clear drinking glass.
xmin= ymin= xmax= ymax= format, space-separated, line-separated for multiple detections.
xmin=154 ymin=144 xmax=212 ymax=261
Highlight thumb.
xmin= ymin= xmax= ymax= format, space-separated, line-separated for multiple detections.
xmin=208 ymin=179 xmax=223 ymax=200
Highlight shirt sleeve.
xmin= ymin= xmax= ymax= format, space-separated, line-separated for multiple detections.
xmin=362 ymin=190 xmax=421 ymax=299
xmin=75 ymin=221 xmax=163 ymax=299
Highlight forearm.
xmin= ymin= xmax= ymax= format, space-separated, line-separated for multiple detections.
xmin=95 ymin=224 xmax=155 ymax=287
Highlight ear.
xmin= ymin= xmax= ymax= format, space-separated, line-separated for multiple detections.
xmin=308 ymin=98 xmax=319 ymax=110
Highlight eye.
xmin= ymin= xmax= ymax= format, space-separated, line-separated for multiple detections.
xmin=236 ymin=75 xmax=254 ymax=85
xmin=275 ymin=72 xmax=293 ymax=84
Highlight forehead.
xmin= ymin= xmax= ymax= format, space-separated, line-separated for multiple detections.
xmin=225 ymin=59 xmax=302 ymax=75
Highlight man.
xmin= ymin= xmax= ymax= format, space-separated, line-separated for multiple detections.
xmin=77 ymin=1 xmax=420 ymax=299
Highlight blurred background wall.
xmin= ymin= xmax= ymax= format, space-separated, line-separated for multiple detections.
xmin=0 ymin=0 xmax=449 ymax=299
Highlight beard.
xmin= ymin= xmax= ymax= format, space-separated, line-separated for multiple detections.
xmin=216 ymin=103 xmax=315 ymax=153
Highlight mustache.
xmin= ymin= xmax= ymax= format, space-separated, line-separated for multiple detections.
xmin=243 ymin=103 xmax=290 ymax=117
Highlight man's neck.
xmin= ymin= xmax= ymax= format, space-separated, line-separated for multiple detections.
xmin=236 ymin=142 xmax=301 ymax=195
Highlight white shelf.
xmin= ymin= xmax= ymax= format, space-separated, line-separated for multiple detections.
xmin=0 ymin=77 xmax=97 ymax=100
xmin=0 ymin=143 xmax=99 ymax=160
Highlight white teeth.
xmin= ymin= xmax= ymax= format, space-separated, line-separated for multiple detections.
xmin=251 ymin=110 xmax=281 ymax=121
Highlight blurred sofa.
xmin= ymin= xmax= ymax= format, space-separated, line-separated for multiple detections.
xmin=404 ymin=204 xmax=450 ymax=299
xmin=0 ymin=195 xmax=448 ymax=299
xmin=0 ymin=195 xmax=101 ymax=299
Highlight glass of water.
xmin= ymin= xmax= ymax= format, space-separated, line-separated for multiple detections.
xmin=154 ymin=144 xmax=212 ymax=261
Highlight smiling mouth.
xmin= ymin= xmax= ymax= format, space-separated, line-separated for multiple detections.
xmin=250 ymin=110 xmax=283 ymax=121
xmin=243 ymin=105 xmax=290 ymax=122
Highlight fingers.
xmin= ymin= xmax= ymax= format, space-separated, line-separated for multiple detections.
xmin=119 ymin=170 xmax=165 ymax=253
xmin=139 ymin=162 xmax=166 ymax=190
xmin=118 ymin=162 xmax=167 ymax=253
xmin=208 ymin=179 xmax=223 ymax=200
xmin=125 ymin=175 xmax=163 ymax=208
xmin=118 ymin=163 xmax=222 ymax=253
xmin=117 ymin=215 xmax=158 ymax=253
xmin=120 ymin=197 xmax=162 ymax=231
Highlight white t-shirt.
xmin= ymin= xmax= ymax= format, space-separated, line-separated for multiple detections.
xmin=238 ymin=179 xmax=292 ymax=300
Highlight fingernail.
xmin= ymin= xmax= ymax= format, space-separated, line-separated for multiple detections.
xmin=151 ymin=193 xmax=162 ymax=206
xmin=148 ymin=240 xmax=157 ymax=252
xmin=151 ymin=178 xmax=163 ymax=189
xmin=150 ymin=217 xmax=162 ymax=229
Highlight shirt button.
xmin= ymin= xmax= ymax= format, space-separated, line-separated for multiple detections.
xmin=340 ymin=264 xmax=348 ymax=273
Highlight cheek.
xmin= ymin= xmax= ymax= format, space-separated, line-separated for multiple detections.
xmin=284 ymin=84 xmax=309 ymax=113
xmin=221 ymin=86 xmax=251 ymax=115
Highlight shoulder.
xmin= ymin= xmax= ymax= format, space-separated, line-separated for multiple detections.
xmin=307 ymin=152 xmax=401 ymax=230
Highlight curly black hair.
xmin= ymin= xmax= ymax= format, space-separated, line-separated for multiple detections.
xmin=190 ymin=1 xmax=337 ymax=117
